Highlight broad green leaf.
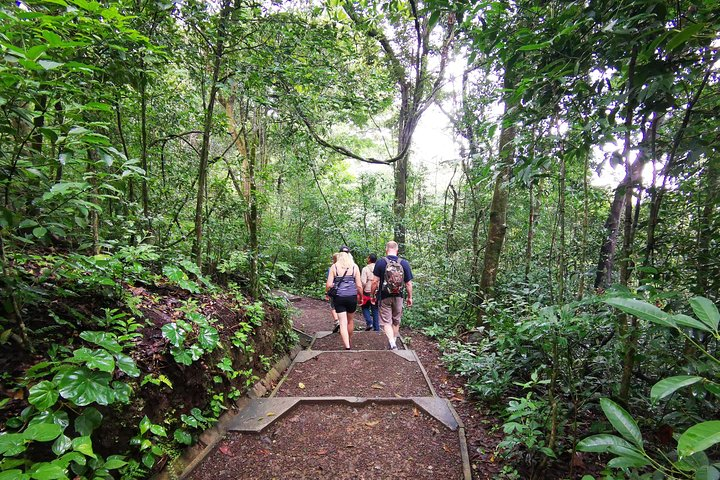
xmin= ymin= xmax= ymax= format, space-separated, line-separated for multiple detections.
xmin=518 ymin=42 xmax=551 ymax=51
xmin=607 ymin=444 xmax=649 ymax=464
xmin=29 ymin=410 xmax=69 ymax=430
xmin=28 ymin=462 xmax=67 ymax=480
xmin=54 ymin=367 xmax=115 ymax=406
xmin=705 ymin=383 xmax=720 ymax=399
xmin=678 ymin=421 xmax=720 ymax=458
xmin=673 ymin=314 xmax=712 ymax=332
xmin=79 ymin=331 xmax=122 ymax=353
xmin=667 ymin=22 xmax=705 ymax=50
xmin=71 ymin=436 xmax=96 ymax=459
xmin=608 ymin=455 xmax=651 ymax=468
xmin=74 ymin=407 xmax=102 ymax=436
xmin=161 ymin=323 xmax=186 ymax=347
xmin=695 ymin=465 xmax=720 ymax=480
xmin=181 ymin=414 xmax=198 ymax=427
xmin=24 ymin=423 xmax=62 ymax=442
xmin=38 ymin=60 xmax=64 ymax=70
xmin=150 ymin=424 xmax=167 ymax=437
xmin=56 ymin=451 xmax=86 ymax=468
xmin=72 ymin=348 xmax=115 ymax=373
xmin=112 ymin=381 xmax=133 ymax=404
xmin=142 ymin=452 xmax=155 ymax=468
xmin=52 ymin=434 xmax=72 ymax=455
xmin=0 ymin=471 xmax=25 ymax=480
xmin=174 ymin=429 xmax=192 ymax=445
xmin=604 ymin=298 xmax=673 ymax=328
xmin=198 ymin=326 xmax=219 ymax=350
xmin=139 ymin=416 xmax=152 ymax=435
xmin=689 ymin=297 xmax=719 ymax=331
xmin=651 ymin=376 xmax=703 ymax=404
xmin=115 ymin=353 xmax=141 ymax=377
xmin=28 ymin=381 xmax=59 ymax=410
xmin=0 ymin=433 xmax=27 ymax=455
xmin=33 ymin=226 xmax=47 ymax=238
xmin=103 ymin=455 xmax=127 ymax=470
xmin=600 ymin=398 xmax=643 ymax=448
xmin=171 ymin=346 xmax=193 ymax=365
xmin=576 ymin=434 xmax=634 ymax=452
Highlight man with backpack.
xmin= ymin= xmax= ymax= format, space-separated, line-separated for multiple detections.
xmin=371 ymin=241 xmax=413 ymax=350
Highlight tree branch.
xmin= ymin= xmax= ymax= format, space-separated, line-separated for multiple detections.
xmin=292 ymin=101 xmax=409 ymax=165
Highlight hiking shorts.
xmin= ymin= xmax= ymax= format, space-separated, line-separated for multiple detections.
xmin=334 ymin=295 xmax=357 ymax=314
xmin=379 ymin=297 xmax=403 ymax=326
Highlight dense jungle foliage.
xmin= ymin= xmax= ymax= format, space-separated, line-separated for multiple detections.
xmin=0 ymin=0 xmax=718 ymax=478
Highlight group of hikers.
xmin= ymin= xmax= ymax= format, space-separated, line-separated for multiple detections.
xmin=324 ymin=241 xmax=413 ymax=350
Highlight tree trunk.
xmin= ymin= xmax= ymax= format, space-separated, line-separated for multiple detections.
xmin=644 ymin=67 xmax=711 ymax=269
xmin=139 ymin=70 xmax=150 ymax=222
xmin=577 ymin=152 xmax=590 ymax=298
xmin=557 ymin=154 xmax=567 ymax=302
xmin=524 ymin=181 xmax=535 ymax=282
xmin=477 ymin=70 xmax=515 ymax=325
xmin=193 ymin=1 xmax=231 ymax=269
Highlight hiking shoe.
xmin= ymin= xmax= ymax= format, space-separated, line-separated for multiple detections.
xmin=390 ymin=345 xmax=398 ymax=350
xmin=332 ymin=322 xmax=340 ymax=333
xmin=365 ymin=326 xmax=373 ymax=331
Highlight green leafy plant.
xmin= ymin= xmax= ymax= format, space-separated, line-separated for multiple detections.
xmin=130 ymin=416 xmax=167 ymax=470
xmin=160 ymin=308 xmax=219 ymax=366
xmin=173 ymin=408 xmax=214 ymax=446
xmin=577 ymin=296 xmax=720 ymax=478
xmin=497 ymin=371 xmax=556 ymax=463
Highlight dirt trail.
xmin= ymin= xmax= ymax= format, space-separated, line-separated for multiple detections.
xmin=188 ymin=296 xmax=502 ymax=479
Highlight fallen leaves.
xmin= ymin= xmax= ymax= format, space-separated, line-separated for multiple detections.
xmin=413 ymin=407 xmax=420 ymax=417
xmin=370 ymin=382 xmax=384 ymax=390
xmin=365 ymin=420 xmax=380 ymax=427
xmin=219 ymin=445 xmax=233 ymax=456
xmin=298 ymin=382 xmax=305 ymax=389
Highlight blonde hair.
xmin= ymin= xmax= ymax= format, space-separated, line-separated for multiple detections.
xmin=334 ymin=251 xmax=355 ymax=271
xmin=331 ymin=253 xmax=338 ymax=263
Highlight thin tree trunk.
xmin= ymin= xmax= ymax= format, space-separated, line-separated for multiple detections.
xmin=193 ymin=1 xmax=231 ymax=269
xmin=87 ymin=150 xmax=101 ymax=256
xmin=54 ymin=101 xmax=64 ymax=183
xmin=558 ymin=154 xmax=567 ymax=302
xmin=644 ymin=67 xmax=711 ymax=269
xmin=0 ymin=235 xmax=31 ymax=351
xmin=477 ymin=70 xmax=515 ymax=325
xmin=524 ymin=181 xmax=535 ymax=282
xmin=577 ymin=152 xmax=590 ymax=298
xmin=140 ymin=70 xmax=150 ymax=221
xmin=617 ymin=46 xmax=639 ymax=404
xmin=595 ymin=47 xmax=639 ymax=290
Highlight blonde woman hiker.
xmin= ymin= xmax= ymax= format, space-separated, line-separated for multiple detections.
xmin=326 ymin=251 xmax=362 ymax=349
xmin=325 ymin=253 xmax=340 ymax=333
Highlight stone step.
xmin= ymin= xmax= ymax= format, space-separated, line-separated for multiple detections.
xmin=310 ymin=330 xmax=405 ymax=351
xmin=271 ymin=350 xmax=434 ymax=398
xmin=189 ymin=401 xmax=465 ymax=480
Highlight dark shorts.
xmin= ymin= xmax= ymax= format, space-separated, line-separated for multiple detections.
xmin=334 ymin=295 xmax=357 ymax=314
